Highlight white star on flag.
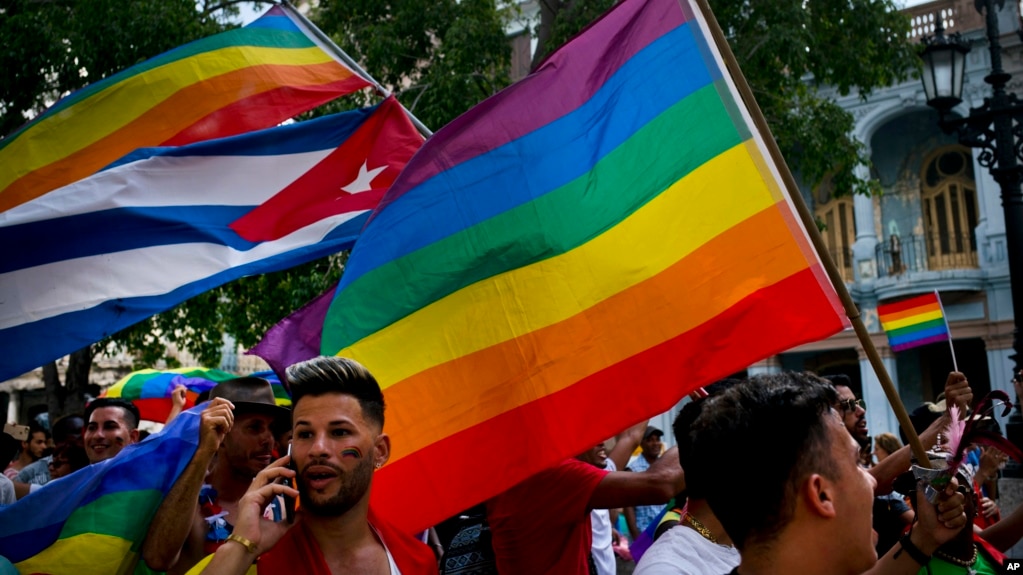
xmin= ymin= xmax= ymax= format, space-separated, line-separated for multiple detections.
xmin=340 ymin=161 xmax=387 ymax=195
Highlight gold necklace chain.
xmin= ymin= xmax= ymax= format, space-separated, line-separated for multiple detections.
xmin=683 ymin=513 xmax=718 ymax=544
xmin=933 ymin=544 xmax=978 ymax=568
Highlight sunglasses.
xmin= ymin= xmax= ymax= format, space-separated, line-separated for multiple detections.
xmin=838 ymin=398 xmax=864 ymax=413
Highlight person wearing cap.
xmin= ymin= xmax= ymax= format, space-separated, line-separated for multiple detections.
xmin=141 ymin=376 xmax=290 ymax=575
xmin=624 ymin=426 xmax=666 ymax=540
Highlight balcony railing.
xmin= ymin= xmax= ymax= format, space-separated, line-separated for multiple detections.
xmin=875 ymin=233 xmax=978 ymax=277
xmin=905 ymin=0 xmax=984 ymax=42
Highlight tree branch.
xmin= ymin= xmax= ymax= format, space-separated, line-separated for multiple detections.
xmin=202 ymin=0 xmax=273 ymax=17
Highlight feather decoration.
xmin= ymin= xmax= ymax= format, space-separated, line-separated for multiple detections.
xmin=945 ymin=390 xmax=1023 ymax=475
xmin=944 ymin=405 xmax=965 ymax=459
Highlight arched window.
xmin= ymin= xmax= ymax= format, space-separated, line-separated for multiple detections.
xmin=921 ymin=146 xmax=979 ymax=270
xmin=814 ymin=183 xmax=855 ymax=282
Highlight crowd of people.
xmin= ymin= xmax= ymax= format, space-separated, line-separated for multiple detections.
xmin=3 ymin=360 xmax=1023 ymax=575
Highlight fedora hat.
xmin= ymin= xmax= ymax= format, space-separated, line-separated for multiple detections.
xmin=208 ymin=376 xmax=290 ymax=426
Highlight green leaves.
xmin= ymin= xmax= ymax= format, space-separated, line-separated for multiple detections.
xmin=313 ymin=0 xmax=511 ymax=129
xmin=1 ymin=0 xmax=226 ymax=138
xmin=712 ymin=0 xmax=915 ymax=196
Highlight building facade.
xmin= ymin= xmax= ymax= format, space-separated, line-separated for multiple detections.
xmin=750 ymin=0 xmax=1023 ymax=438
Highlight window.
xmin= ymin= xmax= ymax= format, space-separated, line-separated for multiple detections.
xmin=814 ymin=184 xmax=855 ymax=282
xmin=921 ymin=147 xmax=978 ymax=270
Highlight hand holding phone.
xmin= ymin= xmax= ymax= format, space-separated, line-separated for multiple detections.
xmin=266 ymin=444 xmax=296 ymax=523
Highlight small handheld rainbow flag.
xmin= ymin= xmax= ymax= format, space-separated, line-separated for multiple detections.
xmin=877 ymin=291 xmax=952 ymax=353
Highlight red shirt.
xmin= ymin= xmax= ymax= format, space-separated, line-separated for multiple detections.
xmin=486 ymin=458 xmax=609 ymax=575
xmin=256 ymin=508 xmax=438 ymax=574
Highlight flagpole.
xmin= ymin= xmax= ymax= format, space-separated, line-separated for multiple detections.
xmin=934 ymin=289 xmax=960 ymax=372
xmin=690 ymin=0 xmax=932 ymax=468
xmin=278 ymin=1 xmax=434 ymax=138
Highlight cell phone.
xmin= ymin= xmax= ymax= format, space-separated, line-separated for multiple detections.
xmin=267 ymin=444 xmax=296 ymax=523
xmin=3 ymin=423 xmax=29 ymax=442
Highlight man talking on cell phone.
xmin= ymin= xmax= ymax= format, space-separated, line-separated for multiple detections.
xmin=190 ymin=356 xmax=437 ymax=575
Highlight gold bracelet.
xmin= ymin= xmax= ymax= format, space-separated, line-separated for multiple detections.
xmin=226 ymin=533 xmax=258 ymax=554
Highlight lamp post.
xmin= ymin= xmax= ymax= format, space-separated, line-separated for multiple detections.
xmin=920 ymin=0 xmax=1023 ymax=378
xmin=920 ymin=0 xmax=1023 ymax=470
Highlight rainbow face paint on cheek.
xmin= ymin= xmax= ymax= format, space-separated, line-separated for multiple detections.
xmin=341 ymin=447 xmax=363 ymax=459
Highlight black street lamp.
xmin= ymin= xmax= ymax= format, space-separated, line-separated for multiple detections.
xmin=920 ymin=0 xmax=1023 ymax=463
xmin=920 ymin=0 xmax=1023 ymax=377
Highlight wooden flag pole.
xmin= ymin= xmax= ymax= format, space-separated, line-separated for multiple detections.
xmin=279 ymin=1 xmax=434 ymax=138
xmin=690 ymin=0 xmax=932 ymax=468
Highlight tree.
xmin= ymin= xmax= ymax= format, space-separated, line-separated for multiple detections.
xmin=531 ymin=0 xmax=917 ymax=196
xmin=312 ymin=0 xmax=513 ymax=129
xmin=0 ymin=0 xmax=230 ymax=137
xmin=1 ymin=0 xmax=233 ymax=421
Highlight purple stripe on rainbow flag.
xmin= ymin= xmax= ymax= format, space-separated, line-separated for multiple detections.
xmin=370 ymin=0 xmax=688 ymax=217
xmin=892 ymin=333 xmax=952 ymax=352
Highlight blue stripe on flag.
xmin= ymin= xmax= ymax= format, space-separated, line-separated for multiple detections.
xmin=0 ymin=206 xmax=257 ymax=274
xmin=888 ymin=324 xmax=949 ymax=347
xmin=0 ymin=213 xmax=369 ymax=381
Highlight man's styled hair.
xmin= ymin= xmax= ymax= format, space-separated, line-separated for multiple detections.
xmin=682 ymin=372 xmax=839 ymax=550
xmin=84 ymin=398 xmax=141 ymax=430
xmin=286 ymin=356 xmax=385 ymax=428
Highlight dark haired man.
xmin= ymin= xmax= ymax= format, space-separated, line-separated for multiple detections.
xmin=685 ymin=372 xmax=968 ymax=575
xmin=84 ymin=398 xmax=141 ymax=464
xmin=194 ymin=356 xmax=437 ymax=574
xmin=4 ymin=422 xmax=48 ymax=479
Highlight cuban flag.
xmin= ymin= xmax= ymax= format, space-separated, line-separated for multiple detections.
xmin=0 ymin=96 xmax=423 ymax=380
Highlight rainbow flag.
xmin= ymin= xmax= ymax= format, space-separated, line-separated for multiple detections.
xmin=0 ymin=5 xmax=370 ymax=213
xmin=877 ymin=292 xmax=950 ymax=352
xmin=321 ymin=0 xmax=849 ymax=533
xmin=102 ymin=367 xmax=237 ymax=422
xmin=0 ymin=408 xmax=202 ymax=574
xmin=102 ymin=368 xmax=291 ymax=423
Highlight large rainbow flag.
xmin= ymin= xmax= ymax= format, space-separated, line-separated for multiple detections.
xmin=0 ymin=5 xmax=369 ymax=212
xmin=0 ymin=408 xmax=202 ymax=574
xmin=321 ymin=0 xmax=849 ymax=533
xmin=877 ymin=291 xmax=951 ymax=352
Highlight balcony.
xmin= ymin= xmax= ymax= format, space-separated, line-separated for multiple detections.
xmin=905 ymin=0 xmax=984 ymax=42
xmin=875 ymin=233 xmax=978 ymax=278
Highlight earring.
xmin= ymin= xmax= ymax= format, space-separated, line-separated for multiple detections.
xmin=375 ymin=462 xmax=382 ymax=469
